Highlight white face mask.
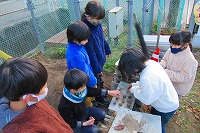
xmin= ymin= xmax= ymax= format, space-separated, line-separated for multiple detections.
xmin=23 ymin=87 xmax=48 ymax=106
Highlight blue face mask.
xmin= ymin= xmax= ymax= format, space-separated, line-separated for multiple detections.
xmin=170 ymin=46 xmax=182 ymax=54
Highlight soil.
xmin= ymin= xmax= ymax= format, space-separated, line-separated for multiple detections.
xmin=36 ymin=55 xmax=200 ymax=133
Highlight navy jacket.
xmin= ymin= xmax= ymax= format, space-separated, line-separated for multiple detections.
xmin=66 ymin=42 xmax=97 ymax=87
xmin=83 ymin=19 xmax=111 ymax=75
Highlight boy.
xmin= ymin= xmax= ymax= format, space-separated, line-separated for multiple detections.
xmin=58 ymin=68 xmax=120 ymax=133
xmin=0 ymin=57 xmax=73 ymax=133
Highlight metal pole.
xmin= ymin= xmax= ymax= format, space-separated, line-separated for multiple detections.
xmin=149 ymin=0 xmax=155 ymax=34
xmin=142 ymin=0 xmax=147 ymax=34
xmin=157 ymin=0 xmax=164 ymax=33
xmin=74 ymin=0 xmax=81 ymax=20
xmin=116 ymin=0 xmax=120 ymax=6
xmin=127 ymin=0 xmax=134 ymax=48
xmin=103 ymin=0 xmax=107 ymax=10
xmin=27 ymin=0 xmax=44 ymax=54
xmin=176 ymin=0 xmax=186 ymax=30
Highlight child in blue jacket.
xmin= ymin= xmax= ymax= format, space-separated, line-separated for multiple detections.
xmin=82 ymin=1 xmax=111 ymax=106
xmin=66 ymin=20 xmax=98 ymax=106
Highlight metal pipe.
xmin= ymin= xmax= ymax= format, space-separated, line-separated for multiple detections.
xmin=127 ymin=0 xmax=134 ymax=48
xmin=27 ymin=0 xmax=44 ymax=54
xmin=142 ymin=0 xmax=147 ymax=34
xmin=149 ymin=0 xmax=155 ymax=34
xmin=74 ymin=0 xmax=81 ymax=20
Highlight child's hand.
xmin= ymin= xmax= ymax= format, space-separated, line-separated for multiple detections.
xmin=107 ymin=54 xmax=111 ymax=58
xmin=108 ymin=90 xmax=120 ymax=97
xmin=83 ymin=117 xmax=95 ymax=126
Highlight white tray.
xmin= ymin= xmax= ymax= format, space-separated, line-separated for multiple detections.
xmin=108 ymin=107 xmax=142 ymax=133
xmin=108 ymin=81 xmax=135 ymax=112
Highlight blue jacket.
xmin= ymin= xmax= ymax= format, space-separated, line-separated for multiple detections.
xmin=66 ymin=42 xmax=97 ymax=87
xmin=83 ymin=19 xmax=111 ymax=75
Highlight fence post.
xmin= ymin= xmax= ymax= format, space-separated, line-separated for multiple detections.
xmin=157 ymin=0 xmax=164 ymax=33
xmin=149 ymin=0 xmax=155 ymax=34
xmin=116 ymin=0 xmax=119 ymax=7
xmin=142 ymin=0 xmax=147 ymax=34
xmin=176 ymin=0 xmax=185 ymax=30
xmin=127 ymin=0 xmax=134 ymax=48
xmin=27 ymin=0 xmax=44 ymax=54
xmin=74 ymin=0 xmax=81 ymax=20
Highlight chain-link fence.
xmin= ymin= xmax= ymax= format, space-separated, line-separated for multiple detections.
xmin=0 ymin=0 xmax=190 ymax=63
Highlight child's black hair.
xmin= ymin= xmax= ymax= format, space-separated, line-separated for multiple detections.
xmin=67 ymin=21 xmax=90 ymax=43
xmin=118 ymin=48 xmax=148 ymax=81
xmin=169 ymin=30 xmax=192 ymax=46
xmin=64 ymin=68 xmax=89 ymax=90
xmin=81 ymin=1 xmax=105 ymax=20
xmin=0 ymin=58 xmax=48 ymax=101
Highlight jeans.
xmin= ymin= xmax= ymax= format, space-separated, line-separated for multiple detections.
xmin=73 ymin=106 xmax=106 ymax=133
xmin=151 ymin=107 xmax=176 ymax=133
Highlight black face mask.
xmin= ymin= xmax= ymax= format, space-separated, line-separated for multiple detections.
xmin=170 ymin=46 xmax=182 ymax=54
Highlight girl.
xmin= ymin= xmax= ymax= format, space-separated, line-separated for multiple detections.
xmin=81 ymin=1 xmax=111 ymax=106
xmin=160 ymin=30 xmax=198 ymax=99
xmin=118 ymin=48 xmax=179 ymax=133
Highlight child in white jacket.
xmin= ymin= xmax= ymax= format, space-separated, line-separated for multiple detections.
xmin=160 ymin=30 xmax=198 ymax=98
xmin=118 ymin=48 xmax=179 ymax=133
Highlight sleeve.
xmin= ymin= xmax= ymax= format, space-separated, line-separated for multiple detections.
xmin=85 ymin=38 xmax=102 ymax=74
xmin=70 ymin=55 xmax=97 ymax=87
xmin=165 ymin=61 xmax=194 ymax=83
xmin=86 ymin=87 xmax=102 ymax=97
xmin=104 ymin=39 xmax=111 ymax=55
xmin=159 ymin=48 xmax=170 ymax=69
xmin=133 ymin=78 xmax=162 ymax=105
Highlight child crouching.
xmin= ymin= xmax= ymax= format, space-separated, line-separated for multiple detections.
xmin=58 ymin=68 xmax=120 ymax=133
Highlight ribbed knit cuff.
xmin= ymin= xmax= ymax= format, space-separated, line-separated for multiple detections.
xmin=77 ymin=121 xmax=82 ymax=128
xmin=101 ymin=89 xmax=107 ymax=96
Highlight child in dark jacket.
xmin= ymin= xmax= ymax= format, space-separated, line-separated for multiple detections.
xmin=58 ymin=68 xmax=120 ymax=133
xmin=82 ymin=1 xmax=111 ymax=106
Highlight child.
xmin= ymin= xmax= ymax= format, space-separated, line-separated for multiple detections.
xmin=82 ymin=1 xmax=111 ymax=106
xmin=118 ymin=48 xmax=179 ymax=133
xmin=160 ymin=30 xmax=198 ymax=99
xmin=58 ymin=68 xmax=120 ymax=133
xmin=66 ymin=20 xmax=97 ymax=106
xmin=0 ymin=58 xmax=73 ymax=132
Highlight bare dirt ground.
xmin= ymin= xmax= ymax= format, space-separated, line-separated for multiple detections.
xmin=36 ymin=53 xmax=200 ymax=133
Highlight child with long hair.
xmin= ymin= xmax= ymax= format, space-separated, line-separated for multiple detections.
xmin=118 ymin=48 xmax=179 ymax=133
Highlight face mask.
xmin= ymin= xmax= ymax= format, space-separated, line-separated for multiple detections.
xmin=23 ymin=87 xmax=48 ymax=106
xmin=170 ymin=46 xmax=182 ymax=54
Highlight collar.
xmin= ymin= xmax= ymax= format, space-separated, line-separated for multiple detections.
xmin=63 ymin=86 xmax=87 ymax=103
xmin=83 ymin=19 xmax=100 ymax=28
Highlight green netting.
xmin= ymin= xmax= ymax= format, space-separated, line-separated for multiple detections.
xmin=0 ymin=0 xmax=183 ymax=58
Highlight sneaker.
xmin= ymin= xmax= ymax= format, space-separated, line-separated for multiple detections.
xmin=95 ymin=96 xmax=110 ymax=107
xmin=91 ymin=100 xmax=99 ymax=107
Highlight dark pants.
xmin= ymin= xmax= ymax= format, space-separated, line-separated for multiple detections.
xmin=95 ymin=75 xmax=106 ymax=102
xmin=151 ymin=107 xmax=176 ymax=133
xmin=73 ymin=106 xmax=106 ymax=133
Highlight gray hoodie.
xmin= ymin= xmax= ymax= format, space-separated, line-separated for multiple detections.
xmin=0 ymin=97 xmax=24 ymax=129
